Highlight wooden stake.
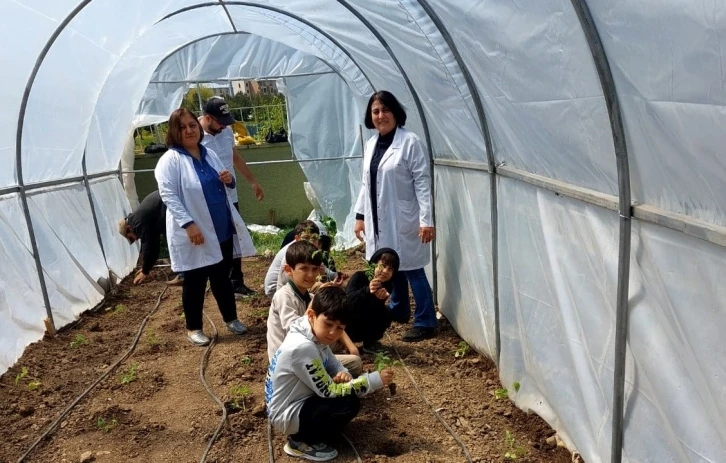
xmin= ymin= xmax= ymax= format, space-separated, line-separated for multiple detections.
xmin=43 ymin=317 xmax=56 ymax=337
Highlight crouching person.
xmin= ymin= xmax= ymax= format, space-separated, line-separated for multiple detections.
xmin=265 ymin=286 xmax=394 ymax=461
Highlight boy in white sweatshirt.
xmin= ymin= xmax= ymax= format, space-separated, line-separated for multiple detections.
xmin=265 ymin=286 xmax=394 ymax=462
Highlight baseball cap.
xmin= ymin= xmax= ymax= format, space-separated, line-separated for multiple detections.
xmin=203 ymin=97 xmax=236 ymax=126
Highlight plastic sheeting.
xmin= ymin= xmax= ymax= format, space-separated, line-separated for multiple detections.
xmin=3 ymin=3 xmax=726 ymax=463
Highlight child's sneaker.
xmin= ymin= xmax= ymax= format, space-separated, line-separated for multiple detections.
xmin=284 ymin=437 xmax=338 ymax=461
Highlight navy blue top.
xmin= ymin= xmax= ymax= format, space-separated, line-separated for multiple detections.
xmin=368 ymin=127 xmax=396 ymax=236
xmin=177 ymin=144 xmax=236 ymax=243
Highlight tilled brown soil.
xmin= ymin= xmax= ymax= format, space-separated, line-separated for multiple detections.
xmin=0 ymin=254 xmax=573 ymax=463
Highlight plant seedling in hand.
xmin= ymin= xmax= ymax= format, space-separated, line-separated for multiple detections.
xmin=373 ymin=352 xmax=400 ymax=396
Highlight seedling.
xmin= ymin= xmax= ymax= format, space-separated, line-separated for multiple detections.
xmin=513 ymin=382 xmax=521 ymax=393
xmin=27 ymin=380 xmax=41 ymax=391
xmin=146 ymin=329 xmax=161 ymax=348
xmin=373 ymin=352 xmax=400 ymax=396
xmin=111 ymin=304 xmax=127 ymax=315
xmin=494 ymin=388 xmax=509 ymax=400
xmin=321 ymin=216 xmax=337 ymax=237
xmin=14 ymin=367 xmax=28 ymax=386
xmin=120 ymin=363 xmax=138 ymax=385
xmin=454 ymin=341 xmax=470 ymax=358
xmin=97 ymin=417 xmax=119 ymax=433
xmin=364 ymin=262 xmax=377 ymax=280
xmin=251 ymin=309 xmax=269 ymax=318
xmin=70 ymin=334 xmax=88 ymax=349
xmin=239 ymin=356 xmax=252 ymax=366
xmin=229 ymin=384 xmax=252 ymax=411
xmin=503 ymin=430 xmax=527 ymax=460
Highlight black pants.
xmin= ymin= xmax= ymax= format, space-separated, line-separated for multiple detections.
xmin=182 ymin=239 xmax=238 ymax=330
xmin=291 ymin=395 xmax=360 ymax=444
xmin=230 ymin=202 xmax=243 ymax=284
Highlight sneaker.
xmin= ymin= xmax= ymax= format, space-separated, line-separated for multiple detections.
xmin=166 ymin=274 xmax=184 ymax=286
xmin=226 ymin=319 xmax=248 ymax=335
xmin=187 ymin=330 xmax=211 ymax=346
xmin=232 ymin=282 xmax=256 ymax=298
xmin=402 ymin=326 xmax=436 ymax=342
xmin=361 ymin=340 xmax=387 ymax=355
xmin=284 ymin=438 xmax=338 ymax=462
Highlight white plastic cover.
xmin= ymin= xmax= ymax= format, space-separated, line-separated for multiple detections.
xmin=3 ymin=3 xmax=726 ymax=463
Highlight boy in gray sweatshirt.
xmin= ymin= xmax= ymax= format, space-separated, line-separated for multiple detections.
xmin=265 ymin=286 xmax=394 ymax=462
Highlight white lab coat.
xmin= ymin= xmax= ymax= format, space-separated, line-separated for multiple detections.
xmin=354 ymin=127 xmax=432 ymax=271
xmin=155 ymin=147 xmax=256 ymax=273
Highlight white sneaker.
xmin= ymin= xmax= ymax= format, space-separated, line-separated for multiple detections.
xmin=187 ymin=330 xmax=210 ymax=346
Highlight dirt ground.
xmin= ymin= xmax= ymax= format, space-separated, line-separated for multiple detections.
xmin=1 ymin=252 xmax=574 ymax=463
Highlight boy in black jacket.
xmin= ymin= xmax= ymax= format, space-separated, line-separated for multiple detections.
xmin=344 ymin=248 xmax=400 ymax=354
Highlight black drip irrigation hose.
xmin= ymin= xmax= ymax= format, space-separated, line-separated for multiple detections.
xmin=342 ymin=433 xmax=363 ymax=463
xmin=198 ymin=313 xmax=227 ymax=463
xmin=267 ymin=419 xmax=275 ymax=463
xmin=16 ymin=283 xmax=169 ymax=463
xmin=385 ymin=333 xmax=474 ymax=463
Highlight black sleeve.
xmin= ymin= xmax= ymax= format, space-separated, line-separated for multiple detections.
xmin=140 ymin=232 xmax=161 ymax=275
xmin=355 ymin=213 xmax=364 ymax=221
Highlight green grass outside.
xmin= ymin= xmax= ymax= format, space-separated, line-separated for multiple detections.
xmin=133 ymin=143 xmax=313 ymax=227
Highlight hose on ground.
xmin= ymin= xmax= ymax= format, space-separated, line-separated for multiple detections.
xmin=385 ymin=332 xmax=474 ymax=463
xmin=198 ymin=313 xmax=227 ymax=463
xmin=16 ymin=283 xmax=169 ymax=463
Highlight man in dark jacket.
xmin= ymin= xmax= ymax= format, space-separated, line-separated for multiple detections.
xmin=118 ymin=191 xmax=181 ymax=285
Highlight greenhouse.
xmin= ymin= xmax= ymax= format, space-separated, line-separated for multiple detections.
xmin=1 ymin=1 xmax=725 ymax=462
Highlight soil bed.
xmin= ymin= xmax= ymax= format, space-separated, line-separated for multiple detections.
xmin=1 ymin=253 xmax=573 ymax=463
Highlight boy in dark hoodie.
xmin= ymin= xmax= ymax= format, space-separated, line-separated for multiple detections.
xmin=345 ymin=248 xmax=400 ymax=354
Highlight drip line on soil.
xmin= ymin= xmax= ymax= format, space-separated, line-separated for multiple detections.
xmin=198 ymin=313 xmax=227 ymax=463
xmin=342 ymin=433 xmax=363 ymax=462
xmin=16 ymin=284 xmax=170 ymax=463
xmin=385 ymin=333 xmax=474 ymax=463
xmin=267 ymin=419 xmax=275 ymax=463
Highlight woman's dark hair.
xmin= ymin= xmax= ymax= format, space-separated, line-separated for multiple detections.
xmin=311 ymin=286 xmax=352 ymax=325
xmin=364 ymin=91 xmax=407 ymax=129
xmin=166 ymin=108 xmax=203 ymax=147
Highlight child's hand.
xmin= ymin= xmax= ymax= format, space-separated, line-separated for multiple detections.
xmin=369 ymin=278 xmax=382 ymax=293
xmin=333 ymin=372 xmax=352 ymax=383
xmin=380 ymin=368 xmax=395 ymax=386
xmin=331 ymin=273 xmax=345 ymax=286
xmin=373 ymin=288 xmax=389 ymax=300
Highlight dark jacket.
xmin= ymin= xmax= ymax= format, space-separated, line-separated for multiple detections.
xmin=344 ymin=248 xmax=399 ymax=343
xmin=126 ymin=191 xmax=166 ymax=275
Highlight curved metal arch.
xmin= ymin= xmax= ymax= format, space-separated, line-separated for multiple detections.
xmin=413 ymin=0 xmax=501 ymax=362
xmin=568 ymin=2 xmax=632 ymax=462
xmin=332 ymin=0 xmax=439 ymax=299
xmin=15 ymin=0 xmax=97 ymax=330
xmin=156 ymin=2 xmax=376 ymax=93
xmin=217 ymin=0 xmax=237 ymax=32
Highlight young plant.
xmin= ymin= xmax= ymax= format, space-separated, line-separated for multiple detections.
xmin=27 ymin=379 xmax=42 ymax=391
xmin=494 ymin=388 xmax=509 ymax=400
xmin=364 ymin=261 xmax=378 ymax=280
xmin=146 ymin=329 xmax=161 ymax=348
xmin=373 ymin=352 xmax=400 ymax=396
xmin=239 ymin=356 xmax=252 ymax=366
xmin=111 ymin=304 xmax=127 ymax=315
xmin=513 ymin=382 xmax=521 ymax=393
xmin=14 ymin=367 xmax=29 ymax=386
xmin=228 ymin=384 xmax=252 ymax=411
xmin=97 ymin=417 xmax=119 ymax=433
xmin=454 ymin=341 xmax=470 ymax=358
xmin=251 ymin=309 xmax=269 ymax=318
xmin=120 ymin=363 xmax=138 ymax=385
xmin=321 ymin=216 xmax=337 ymax=237
xmin=503 ymin=430 xmax=527 ymax=460
xmin=70 ymin=334 xmax=88 ymax=349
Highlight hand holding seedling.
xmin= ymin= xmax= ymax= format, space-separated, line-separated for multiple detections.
xmin=333 ymin=371 xmax=353 ymax=383
xmin=380 ymin=368 xmax=395 ymax=386
xmin=133 ymin=269 xmax=148 ymax=285
xmin=369 ymin=278 xmax=390 ymax=300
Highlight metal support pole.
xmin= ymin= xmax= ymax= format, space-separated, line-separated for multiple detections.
xmin=569 ymin=1 xmax=633 ymax=462
xmin=335 ymin=0 xmax=439 ymax=304
xmin=283 ymin=78 xmax=296 ymax=160
xmin=81 ymin=153 xmax=108 ymax=266
xmin=196 ymin=83 xmax=204 ymax=113
xmin=414 ymin=0 xmax=501 ymax=362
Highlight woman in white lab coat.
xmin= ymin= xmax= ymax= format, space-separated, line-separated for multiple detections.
xmin=353 ymin=91 xmax=437 ymax=342
xmin=155 ymin=108 xmax=253 ymax=347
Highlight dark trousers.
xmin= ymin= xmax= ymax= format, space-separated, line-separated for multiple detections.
xmin=230 ymin=202 xmax=243 ymax=284
xmin=291 ymin=395 xmax=360 ymax=444
xmin=182 ymin=239 xmax=238 ymax=330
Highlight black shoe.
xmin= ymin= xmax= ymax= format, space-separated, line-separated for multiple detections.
xmin=361 ymin=341 xmax=388 ymax=355
xmin=232 ymin=282 xmax=256 ymax=298
xmin=402 ymin=326 xmax=436 ymax=342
